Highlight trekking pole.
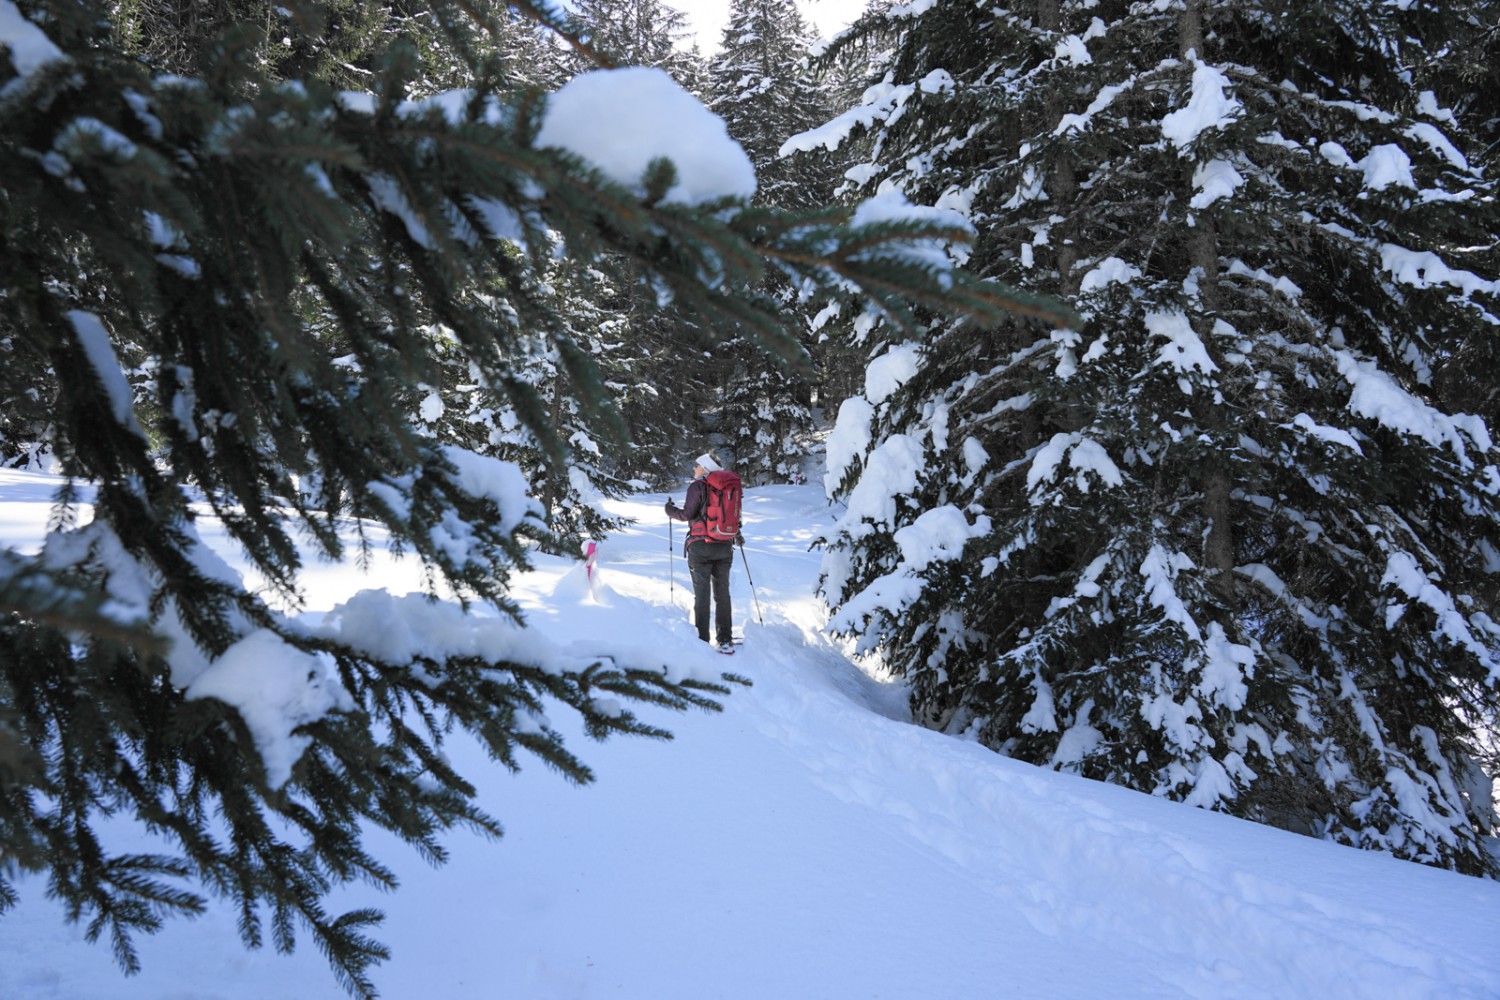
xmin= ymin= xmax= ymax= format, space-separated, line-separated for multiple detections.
xmin=738 ymin=536 xmax=764 ymax=625
xmin=668 ymin=519 xmax=675 ymax=605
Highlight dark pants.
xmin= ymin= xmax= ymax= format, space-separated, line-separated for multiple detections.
xmin=687 ymin=543 xmax=734 ymax=645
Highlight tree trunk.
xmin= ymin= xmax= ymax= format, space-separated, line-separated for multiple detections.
xmin=1038 ymin=0 xmax=1079 ymax=296
xmin=1179 ymin=0 xmax=1237 ymax=605
xmin=543 ymin=377 xmax=565 ymax=518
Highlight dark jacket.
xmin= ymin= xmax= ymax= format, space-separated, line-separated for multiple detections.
xmin=666 ymin=478 xmax=732 ymax=555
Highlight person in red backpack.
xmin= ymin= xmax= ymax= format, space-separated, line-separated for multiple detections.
xmin=664 ymin=451 xmax=740 ymax=653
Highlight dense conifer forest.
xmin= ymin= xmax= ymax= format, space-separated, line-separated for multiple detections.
xmin=2 ymin=1 xmax=1496 ymax=994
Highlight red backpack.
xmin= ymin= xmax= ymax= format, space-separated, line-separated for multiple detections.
xmin=691 ymin=469 xmax=742 ymax=543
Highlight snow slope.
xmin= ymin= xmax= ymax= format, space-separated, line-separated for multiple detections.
xmin=2 ymin=470 xmax=1498 ymax=999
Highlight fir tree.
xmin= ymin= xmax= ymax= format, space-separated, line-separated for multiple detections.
xmin=551 ymin=0 xmax=727 ymax=483
xmin=431 ymin=252 xmax=638 ymax=538
xmin=817 ymin=0 xmax=1500 ymax=874
xmin=0 ymin=0 xmax=1060 ymax=992
xmin=706 ymin=0 xmax=838 ymax=482
xmin=708 ymin=0 xmax=833 ymax=212
xmin=564 ymin=0 xmax=700 ymax=80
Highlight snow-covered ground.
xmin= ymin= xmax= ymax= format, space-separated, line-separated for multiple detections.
xmin=2 ymin=469 xmax=1498 ymax=999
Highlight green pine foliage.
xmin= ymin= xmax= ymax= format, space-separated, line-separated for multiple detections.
xmin=432 ymin=252 xmax=638 ymax=538
xmin=552 ymin=0 xmax=725 ymax=484
xmin=706 ymin=0 xmax=838 ymax=481
xmin=817 ymin=0 xmax=1500 ymax=875
xmin=613 ymin=270 xmax=727 ymax=485
xmin=0 ymin=0 xmax=1061 ymax=993
xmin=563 ymin=0 xmax=701 ymax=81
xmin=1419 ymin=5 xmax=1500 ymax=424
xmin=708 ymin=0 xmax=833 ymax=212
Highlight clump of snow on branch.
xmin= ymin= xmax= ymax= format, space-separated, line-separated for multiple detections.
xmin=888 ymin=0 xmax=939 ymax=18
xmin=824 ymin=396 xmax=874 ymax=498
xmin=1191 ymin=158 xmax=1244 ymax=208
xmin=839 ymin=435 xmax=925 ymax=536
xmin=863 ymin=342 xmax=921 ymax=404
xmin=1378 ymin=245 xmax=1499 ymax=300
xmin=68 ymin=310 xmax=145 ymax=439
xmin=1359 ymin=144 xmax=1415 ymax=191
xmin=536 ymin=67 xmax=756 ymax=205
xmin=156 ymin=526 xmax=258 ymax=687
xmin=849 ymin=189 xmax=974 ymax=270
xmin=185 ymin=632 xmax=355 ymax=789
xmin=1334 ymin=352 xmax=1491 ymax=465
xmin=1079 ymin=257 xmax=1142 ymax=296
xmin=1139 ymin=545 xmax=1200 ymax=641
xmin=918 ymin=69 xmax=954 ymax=95
xmin=1381 ymin=552 xmax=1500 ymax=683
xmin=321 ymin=589 xmax=566 ymax=673
xmin=1291 ymin=413 xmax=1364 ymax=455
xmin=1053 ymin=33 xmax=1092 ymax=67
xmin=439 ymin=445 xmax=545 ymax=535
xmin=829 ymin=504 xmax=990 ymax=632
xmin=1405 ymin=121 xmax=1467 ymax=170
xmin=894 ymin=504 xmax=991 ymax=573
xmin=1145 ymin=310 xmax=1217 ymax=376
xmin=0 ymin=0 xmax=65 ymax=96
xmin=779 ymin=81 xmax=915 ymax=157
xmin=1027 ymin=432 xmax=1124 ymax=500
xmin=1198 ymin=623 xmax=1255 ymax=713
xmin=34 ymin=509 xmax=348 ymax=790
xmin=1055 ymin=77 xmax=1136 ymax=137
xmin=1161 ymin=57 xmax=1242 ymax=149
xmin=366 ymin=172 xmax=431 ymax=247
xmin=320 ymin=589 xmax=720 ymax=694
xmin=38 ymin=519 xmax=151 ymax=629
xmin=1019 ymin=675 xmax=1058 ymax=733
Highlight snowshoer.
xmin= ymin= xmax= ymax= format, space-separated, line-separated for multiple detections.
xmin=665 ymin=451 xmax=741 ymax=653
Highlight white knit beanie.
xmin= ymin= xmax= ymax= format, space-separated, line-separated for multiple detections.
xmin=696 ymin=452 xmax=722 ymax=473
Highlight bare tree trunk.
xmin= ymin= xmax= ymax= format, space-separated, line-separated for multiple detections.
xmin=1179 ymin=0 xmax=1206 ymax=55
xmin=1179 ymin=0 xmax=1237 ymax=605
xmin=1038 ymin=0 xmax=1079 ymax=296
xmin=542 ymin=377 xmax=565 ymax=518
xmin=1194 ymin=223 xmax=1236 ymax=605
xmin=1037 ymin=0 xmax=1083 ymax=441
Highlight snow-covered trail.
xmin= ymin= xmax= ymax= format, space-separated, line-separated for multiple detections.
xmin=2 ymin=476 xmax=1498 ymax=999
xmin=558 ymin=488 xmax=1499 ymax=1000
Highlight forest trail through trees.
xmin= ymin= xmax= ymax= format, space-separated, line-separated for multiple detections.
xmin=4 ymin=471 xmax=1495 ymax=999
xmin=5 ymin=1 xmax=1498 ymax=995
